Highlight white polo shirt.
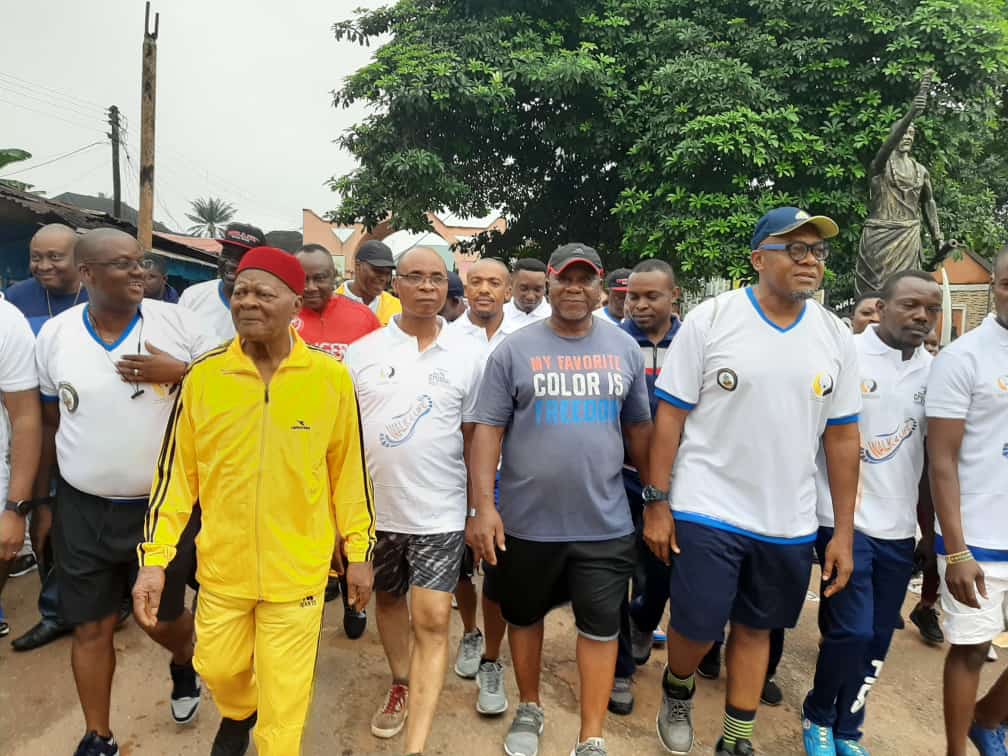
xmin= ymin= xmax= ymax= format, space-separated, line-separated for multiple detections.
xmin=817 ymin=326 xmax=931 ymax=540
xmin=36 ymin=300 xmax=217 ymax=500
xmin=926 ymin=313 xmax=1008 ymax=554
xmin=345 ymin=317 xmax=483 ymax=534
xmin=655 ymin=287 xmax=861 ymax=542
xmin=503 ymin=298 xmax=551 ymax=330
xmin=447 ymin=311 xmax=523 ymax=363
xmin=0 ymin=299 xmax=39 ymax=501
xmin=178 ymin=278 xmax=234 ymax=345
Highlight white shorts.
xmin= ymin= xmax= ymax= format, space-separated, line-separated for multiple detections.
xmin=938 ymin=557 xmax=1008 ymax=645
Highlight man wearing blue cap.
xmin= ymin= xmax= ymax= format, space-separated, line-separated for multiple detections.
xmin=439 ymin=271 xmax=468 ymax=323
xmin=643 ymin=208 xmax=862 ymax=755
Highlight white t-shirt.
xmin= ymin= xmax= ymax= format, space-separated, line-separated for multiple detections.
xmin=0 ymin=299 xmax=39 ymax=501
xmin=178 ymin=278 xmax=234 ymax=346
xmin=655 ymin=287 xmax=861 ymax=541
xmin=36 ymin=300 xmax=217 ymax=499
xmin=925 ymin=313 xmax=1008 ymax=553
xmin=345 ymin=317 xmax=483 ymax=534
xmin=593 ymin=307 xmax=622 ymax=325
xmin=447 ymin=311 xmax=523 ymax=364
xmin=503 ymin=298 xmax=551 ymax=330
xmin=817 ymin=326 xmax=931 ymax=540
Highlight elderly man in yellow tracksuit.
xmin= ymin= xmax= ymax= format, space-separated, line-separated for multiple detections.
xmin=133 ymin=247 xmax=375 ymax=756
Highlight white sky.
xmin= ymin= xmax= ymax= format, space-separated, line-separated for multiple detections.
xmin=0 ymin=0 xmax=387 ymax=233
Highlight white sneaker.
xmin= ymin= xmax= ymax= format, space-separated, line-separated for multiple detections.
xmin=454 ymin=629 xmax=484 ymax=678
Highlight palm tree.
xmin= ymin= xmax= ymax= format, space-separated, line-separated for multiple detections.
xmin=185 ymin=196 xmax=237 ymax=237
xmin=0 ymin=148 xmax=43 ymax=193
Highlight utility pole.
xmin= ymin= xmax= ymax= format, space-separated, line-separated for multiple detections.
xmin=138 ymin=2 xmax=159 ymax=253
xmin=107 ymin=105 xmax=122 ymax=218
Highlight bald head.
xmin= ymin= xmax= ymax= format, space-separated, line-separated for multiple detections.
xmin=468 ymin=257 xmax=510 ymax=278
xmin=29 ymin=223 xmax=82 ymax=294
xmin=75 ymin=228 xmax=141 ymax=265
xmin=396 ymin=246 xmax=447 ymax=274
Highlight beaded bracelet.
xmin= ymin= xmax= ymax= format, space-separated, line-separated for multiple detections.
xmin=946 ymin=550 xmax=975 ymax=565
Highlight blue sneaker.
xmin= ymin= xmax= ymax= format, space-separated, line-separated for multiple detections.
xmin=802 ymin=719 xmax=836 ymax=756
xmin=835 ymin=739 xmax=870 ymax=756
xmin=968 ymin=723 xmax=1008 ymax=755
xmin=652 ymin=629 xmax=667 ymax=645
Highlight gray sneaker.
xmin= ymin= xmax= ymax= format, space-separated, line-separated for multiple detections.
xmin=454 ymin=629 xmax=485 ymax=679
xmin=630 ymin=616 xmax=653 ymax=664
xmin=504 ymin=702 xmax=545 ymax=756
xmin=476 ymin=659 xmax=508 ymax=715
xmin=570 ymin=737 xmax=608 ymax=756
xmin=608 ymin=676 xmax=634 ymax=716
xmin=715 ymin=737 xmax=754 ymax=755
xmin=657 ymin=684 xmax=694 ymax=754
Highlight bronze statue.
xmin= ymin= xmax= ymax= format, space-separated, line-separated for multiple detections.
xmin=855 ymin=72 xmax=944 ymax=294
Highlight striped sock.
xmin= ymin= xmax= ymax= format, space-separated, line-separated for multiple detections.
xmin=723 ymin=705 xmax=756 ymax=749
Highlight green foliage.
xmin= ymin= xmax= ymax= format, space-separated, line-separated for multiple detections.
xmin=185 ymin=196 xmax=237 ymax=238
xmin=0 ymin=149 xmax=43 ymax=194
xmin=331 ymin=0 xmax=1008 ymax=286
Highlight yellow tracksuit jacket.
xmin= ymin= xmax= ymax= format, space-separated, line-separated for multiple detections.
xmin=138 ymin=329 xmax=375 ymax=601
xmin=335 ymin=283 xmax=402 ymax=326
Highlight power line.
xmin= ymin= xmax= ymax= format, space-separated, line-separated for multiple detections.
xmin=0 ymin=70 xmax=110 ymax=117
xmin=0 ymin=82 xmax=108 ymax=123
xmin=0 ymin=141 xmax=105 ymax=178
xmin=52 ymin=157 xmax=110 ymax=195
xmin=0 ymin=96 xmax=106 ymax=136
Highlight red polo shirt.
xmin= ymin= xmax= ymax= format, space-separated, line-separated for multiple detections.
xmin=293 ymin=294 xmax=381 ymax=360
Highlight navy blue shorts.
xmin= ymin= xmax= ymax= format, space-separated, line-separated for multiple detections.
xmin=667 ymin=519 xmax=814 ymax=642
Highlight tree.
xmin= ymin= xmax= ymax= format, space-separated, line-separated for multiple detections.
xmin=332 ymin=0 xmax=1008 ymax=292
xmin=0 ymin=148 xmax=43 ymax=193
xmin=185 ymin=196 xmax=237 ymax=238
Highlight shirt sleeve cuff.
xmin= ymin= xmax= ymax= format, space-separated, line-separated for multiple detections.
xmin=41 ymin=393 xmax=59 ymax=403
xmin=655 ymin=388 xmax=696 ymax=411
xmin=345 ymin=534 xmax=374 ymax=563
xmin=136 ymin=543 xmax=176 ymax=568
xmin=826 ymin=413 xmax=859 ymax=426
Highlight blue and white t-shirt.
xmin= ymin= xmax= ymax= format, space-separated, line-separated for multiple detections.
xmin=0 ymin=299 xmax=39 ymax=500
xmin=178 ymin=278 xmax=233 ymax=346
xmin=817 ymin=325 xmax=931 ymax=540
xmin=655 ymin=287 xmax=861 ymax=542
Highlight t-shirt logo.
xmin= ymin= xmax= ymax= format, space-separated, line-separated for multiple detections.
xmin=58 ymin=382 xmax=79 ymax=413
xmin=812 ymin=372 xmax=834 ymax=398
xmin=716 ymin=368 xmax=738 ymax=392
xmin=996 ymin=375 xmax=1008 ymax=393
xmin=429 ymin=368 xmax=450 ymax=387
xmin=379 ymin=394 xmax=433 ymax=447
xmin=861 ymin=379 xmax=878 ymax=395
xmin=861 ymin=419 xmax=917 ymax=463
xmin=381 ymin=365 xmax=396 ymax=380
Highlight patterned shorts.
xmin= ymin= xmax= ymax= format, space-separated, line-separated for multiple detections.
xmin=373 ymin=530 xmax=466 ymax=596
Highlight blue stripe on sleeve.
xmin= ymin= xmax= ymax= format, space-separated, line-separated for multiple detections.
xmin=41 ymin=394 xmax=59 ymax=404
xmin=826 ymin=414 xmax=859 ymax=426
xmin=655 ymin=388 xmax=695 ymax=411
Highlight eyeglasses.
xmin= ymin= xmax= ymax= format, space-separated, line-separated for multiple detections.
xmin=397 ymin=273 xmax=448 ymax=287
xmin=304 ymin=273 xmax=334 ymax=285
xmin=87 ymin=258 xmax=156 ymax=271
xmin=759 ymin=242 xmax=830 ymax=263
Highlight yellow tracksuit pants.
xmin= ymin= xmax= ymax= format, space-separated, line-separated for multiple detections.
xmin=194 ymin=589 xmax=324 ymax=756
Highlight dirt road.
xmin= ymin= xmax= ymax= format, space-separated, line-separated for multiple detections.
xmin=0 ymin=574 xmax=981 ymax=755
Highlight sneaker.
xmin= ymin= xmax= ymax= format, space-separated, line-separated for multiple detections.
xmin=760 ymin=678 xmax=783 ymax=707
xmin=454 ymin=629 xmax=485 ymax=678
xmin=324 ymin=575 xmax=341 ymax=603
xmin=505 ymin=702 xmax=545 ymax=756
xmin=697 ymin=646 xmax=721 ymax=680
xmin=653 ymin=628 xmax=668 ymax=645
xmin=990 ymin=646 xmax=1000 ymax=663
xmin=630 ymin=616 xmax=653 ymax=665
xmin=716 ymin=737 xmax=755 ymax=755
xmin=0 ymin=621 xmax=8 ymax=638
xmin=343 ymin=608 xmax=367 ymax=640
xmin=476 ymin=659 xmax=508 ymax=715
xmin=9 ymin=552 xmax=37 ymax=577
xmin=968 ymin=722 xmax=1008 ymax=755
xmin=169 ymin=660 xmax=201 ymax=724
xmin=73 ymin=731 xmax=120 ymax=756
xmin=210 ymin=713 xmax=257 ymax=756
xmin=371 ymin=683 xmax=409 ymax=738
xmin=802 ymin=718 xmax=836 ymax=756
xmin=571 ymin=737 xmax=607 ymax=756
xmin=608 ymin=676 xmax=634 ymax=716
xmin=835 ymin=739 xmax=871 ymax=756
xmin=657 ymin=681 xmax=694 ymax=754
xmin=909 ymin=604 xmax=944 ymax=645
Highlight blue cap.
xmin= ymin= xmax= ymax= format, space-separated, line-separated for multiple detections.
xmin=446 ymin=271 xmax=465 ymax=298
xmin=751 ymin=207 xmax=839 ymax=250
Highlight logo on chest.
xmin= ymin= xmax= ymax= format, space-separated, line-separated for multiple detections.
xmin=429 ymin=368 xmax=450 ymax=388
xmin=997 ymin=375 xmax=1008 ymax=394
xmin=379 ymin=395 xmax=433 ymax=448
xmin=58 ymin=382 xmax=79 ymax=413
xmin=861 ymin=379 xmax=878 ymax=395
xmin=861 ymin=419 xmax=918 ymax=464
xmin=716 ymin=368 xmax=738 ymax=392
xmin=812 ymin=372 xmax=834 ymax=399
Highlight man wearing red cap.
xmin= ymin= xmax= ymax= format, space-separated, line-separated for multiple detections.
xmin=178 ymin=222 xmax=266 ymax=344
xmin=134 ymin=247 xmax=376 ymax=756
xmin=593 ymin=268 xmax=631 ymax=325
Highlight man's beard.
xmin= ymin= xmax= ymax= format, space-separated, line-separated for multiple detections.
xmin=790 ymin=289 xmax=815 ymax=302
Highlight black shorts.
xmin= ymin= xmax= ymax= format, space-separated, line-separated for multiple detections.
xmin=495 ymin=533 xmax=635 ymax=641
xmin=459 ymin=546 xmax=476 ymax=581
xmin=667 ymin=519 xmax=814 ymax=642
xmin=53 ymin=479 xmax=199 ymax=627
xmin=373 ymin=531 xmax=465 ymax=596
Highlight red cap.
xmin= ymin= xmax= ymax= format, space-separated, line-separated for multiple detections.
xmin=235 ymin=247 xmax=305 ymax=295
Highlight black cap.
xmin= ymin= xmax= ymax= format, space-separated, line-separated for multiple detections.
xmin=447 ymin=271 xmax=465 ymax=298
xmin=219 ymin=222 xmax=266 ymax=251
xmin=605 ymin=267 xmax=631 ymax=292
xmin=548 ymin=243 xmax=604 ymax=275
xmin=355 ymin=240 xmax=396 ymax=268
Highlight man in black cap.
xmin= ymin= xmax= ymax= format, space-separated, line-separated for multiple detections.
xmin=439 ymin=271 xmax=467 ymax=323
xmin=142 ymin=254 xmax=180 ymax=303
xmin=594 ymin=268 xmax=631 ymax=325
xmin=178 ymin=222 xmax=266 ymax=343
xmin=337 ymin=240 xmax=402 ymax=325
xmin=468 ymin=242 xmax=653 ymax=756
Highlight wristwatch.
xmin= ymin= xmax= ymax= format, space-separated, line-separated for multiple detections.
xmin=4 ymin=499 xmax=33 ymax=516
xmin=467 ymin=508 xmax=478 ymax=518
xmin=641 ymin=485 xmax=669 ymax=504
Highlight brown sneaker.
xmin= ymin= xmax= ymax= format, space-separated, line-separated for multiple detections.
xmin=371 ymin=683 xmax=408 ymax=738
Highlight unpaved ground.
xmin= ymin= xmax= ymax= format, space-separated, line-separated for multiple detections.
xmin=0 ymin=572 xmax=988 ymax=755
